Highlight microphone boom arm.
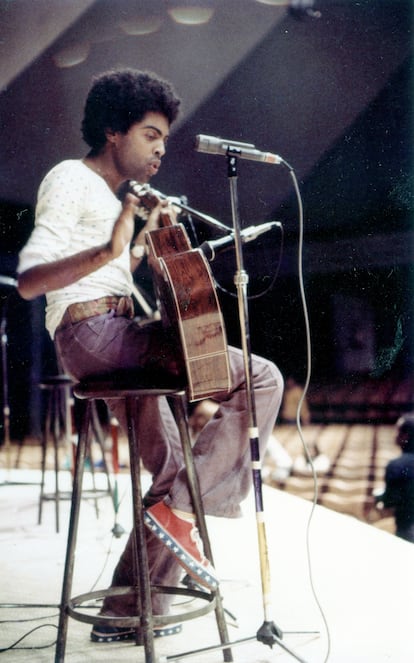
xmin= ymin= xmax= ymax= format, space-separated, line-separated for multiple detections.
xmin=124 ymin=180 xmax=232 ymax=234
xmin=172 ymin=197 xmax=232 ymax=234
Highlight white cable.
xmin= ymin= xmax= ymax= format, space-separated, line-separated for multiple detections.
xmin=288 ymin=165 xmax=332 ymax=662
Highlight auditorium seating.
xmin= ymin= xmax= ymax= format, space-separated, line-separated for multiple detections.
xmin=266 ymin=373 xmax=412 ymax=532
xmin=306 ymin=374 xmax=413 ymax=424
xmin=264 ymin=421 xmax=399 ymax=530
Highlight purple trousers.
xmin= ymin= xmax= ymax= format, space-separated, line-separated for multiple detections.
xmin=55 ymin=311 xmax=283 ymax=615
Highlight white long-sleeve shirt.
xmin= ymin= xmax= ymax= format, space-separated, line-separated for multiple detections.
xmin=18 ymin=160 xmax=133 ymax=338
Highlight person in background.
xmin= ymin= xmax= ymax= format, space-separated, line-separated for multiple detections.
xmin=188 ymin=399 xmax=219 ymax=445
xmin=279 ymin=376 xmax=331 ymax=475
xmin=263 ymin=431 xmax=294 ymax=482
xmin=280 ymin=375 xmax=310 ymax=425
xmin=375 ymin=413 xmax=414 ymax=543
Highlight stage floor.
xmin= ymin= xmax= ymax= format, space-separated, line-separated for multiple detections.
xmin=0 ymin=466 xmax=413 ymax=663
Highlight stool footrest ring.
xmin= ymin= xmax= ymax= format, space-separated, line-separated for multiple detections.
xmin=67 ymin=585 xmax=217 ymax=628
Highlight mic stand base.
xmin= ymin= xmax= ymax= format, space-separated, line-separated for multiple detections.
xmin=162 ymin=628 xmax=320 ymax=662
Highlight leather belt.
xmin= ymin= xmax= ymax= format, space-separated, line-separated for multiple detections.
xmin=57 ymin=296 xmax=134 ymax=330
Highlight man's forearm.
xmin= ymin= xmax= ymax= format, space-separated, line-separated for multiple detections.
xmin=18 ymin=243 xmax=112 ymax=300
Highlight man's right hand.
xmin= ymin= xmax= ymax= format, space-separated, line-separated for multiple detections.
xmin=108 ymin=192 xmax=139 ymax=259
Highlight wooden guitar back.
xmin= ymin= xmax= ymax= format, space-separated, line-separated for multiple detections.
xmin=146 ymin=225 xmax=231 ymax=401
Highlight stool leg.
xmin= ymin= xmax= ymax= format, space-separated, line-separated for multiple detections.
xmin=90 ymin=401 xmax=113 ymax=498
xmin=85 ymin=433 xmax=100 ymax=518
xmin=125 ymin=396 xmax=156 ymax=662
xmin=87 ymin=402 xmax=114 ymax=516
xmin=52 ymin=388 xmax=61 ymax=533
xmin=38 ymin=386 xmax=64 ymax=532
xmin=170 ymin=395 xmax=233 ymax=662
xmin=55 ymin=399 xmax=91 ymax=663
xmin=38 ymin=391 xmax=51 ymax=527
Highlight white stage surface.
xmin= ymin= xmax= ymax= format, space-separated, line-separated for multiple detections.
xmin=0 ymin=468 xmax=413 ymax=662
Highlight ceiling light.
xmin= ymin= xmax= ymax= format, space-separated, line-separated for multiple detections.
xmin=52 ymin=42 xmax=90 ymax=69
xmin=289 ymin=0 xmax=321 ymax=18
xmin=119 ymin=15 xmax=163 ymax=36
xmin=255 ymin=1 xmax=289 ymax=5
xmin=168 ymin=2 xmax=215 ymax=25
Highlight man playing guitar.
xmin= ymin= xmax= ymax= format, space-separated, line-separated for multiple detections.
xmin=17 ymin=68 xmax=284 ymax=643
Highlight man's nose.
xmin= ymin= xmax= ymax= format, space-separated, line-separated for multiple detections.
xmin=154 ymin=141 xmax=166 ymax=157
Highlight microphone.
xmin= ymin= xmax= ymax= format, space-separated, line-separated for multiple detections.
xmin=199 ymin=221 xmax=281 ymax=262
xmin=195 ymin=134 xmax=282 ymax=165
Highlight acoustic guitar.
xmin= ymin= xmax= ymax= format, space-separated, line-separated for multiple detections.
xmin=126 ymin=181 xmax=231 ymax=402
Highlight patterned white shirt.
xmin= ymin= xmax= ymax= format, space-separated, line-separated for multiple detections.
xmin=18 ymin=159 xmax=133 ymax=338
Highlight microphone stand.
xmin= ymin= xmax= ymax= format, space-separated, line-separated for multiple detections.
xmin=224 ymin=150 xmax=309 ymax=663
xmin=0 ymin=277 xmax=37 ymax=487
xmin=0 ymin=281 xmax=13 ymax=475
xmin=141 ymin=161 xmax=315 ymax=663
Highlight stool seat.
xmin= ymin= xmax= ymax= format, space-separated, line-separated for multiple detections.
xmin=74 ymin=369 xmax=187 ymax=399
xmin=55 ymin=377 xmax=232 ymax=663
xmin=39 ymin=374 xmax=74 ymax=388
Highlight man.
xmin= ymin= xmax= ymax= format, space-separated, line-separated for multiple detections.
xmin=375 ymin=413 xmax=414 ymax=543
xmin=18 ymin=69 xmax=283 ymax=641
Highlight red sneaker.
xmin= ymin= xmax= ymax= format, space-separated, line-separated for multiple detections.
xmin=144 ymin=501 xmax=219 ymax=591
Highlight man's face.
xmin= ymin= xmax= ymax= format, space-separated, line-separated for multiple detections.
xmin=109 ymin=111 xmax=170 ymax=184
xmin=397 ymin=427 xmax=409 ymax=451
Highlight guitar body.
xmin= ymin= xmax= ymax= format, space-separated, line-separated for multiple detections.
xmin=146 ymin=224 xmax=231 ymax=401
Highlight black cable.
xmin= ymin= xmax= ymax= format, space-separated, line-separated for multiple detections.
xmin=0 ymin=485 xmax=128 ymax=652
xmin=212 ymin=222 xmax=285 ymax=301
xmin=0 ymin=623 xmax=57 ymax=653
xmin=0 ymin=607 xmax=59 ymax=623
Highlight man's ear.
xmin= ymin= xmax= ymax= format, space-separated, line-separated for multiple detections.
xmin=105 ymin=128 xmax=117 ymax=143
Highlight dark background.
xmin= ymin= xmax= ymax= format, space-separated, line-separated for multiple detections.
xmin=0 ymin=0 xmax=412 ymax=440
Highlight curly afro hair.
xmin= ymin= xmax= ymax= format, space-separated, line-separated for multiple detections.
xmin=397 ymin=413 xmax=414 ymax=451
xmin=81 ymin=68 xmax=181 ymax=153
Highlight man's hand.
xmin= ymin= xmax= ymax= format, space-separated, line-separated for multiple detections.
xmin=126 ymin=193 xmax=174 ymax=271
xmin=131 ymin=196 xmax=177 ymax=250
xmin=108 ymin=193 xmax=139 ymax=259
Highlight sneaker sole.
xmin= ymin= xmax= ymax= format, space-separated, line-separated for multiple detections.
xmin=144 ymin=511 xmax=219 ymax=591
xmin=91 ymin=623 xmax=182 ymax=643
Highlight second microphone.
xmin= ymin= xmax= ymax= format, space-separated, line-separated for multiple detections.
xmin=199 ymin=222 xmax=281 ymax=262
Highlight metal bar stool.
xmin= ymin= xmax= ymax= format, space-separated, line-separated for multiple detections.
xmin=38 ymin=375 xmax=113 ymax=532
xmin=55 ymin=374 xmax=232 ymax=663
